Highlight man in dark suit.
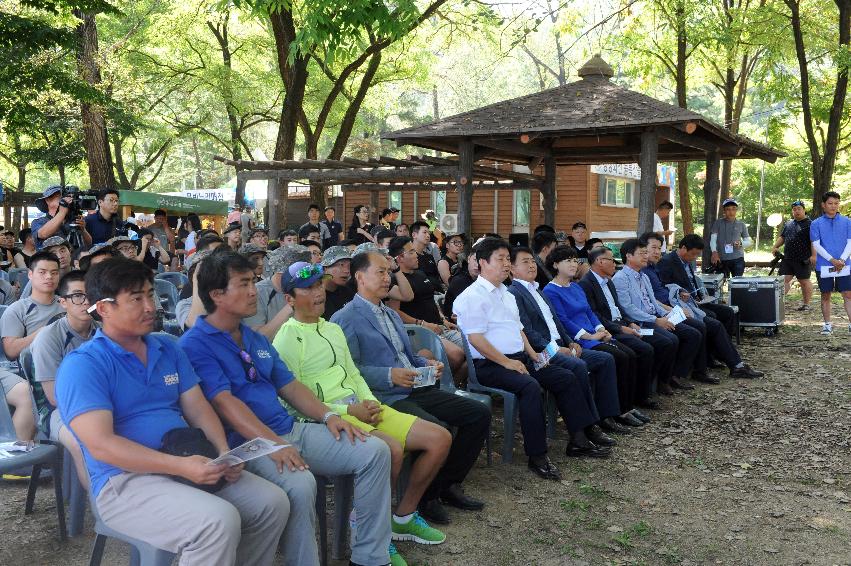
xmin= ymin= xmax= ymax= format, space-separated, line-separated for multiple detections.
xmin=578 ymin=246 xmax=673 ymax=400
xmin=508 ymin=246 xmax=632 ymax=439
xmin=657 ymin=235 xmax=763 ymax=379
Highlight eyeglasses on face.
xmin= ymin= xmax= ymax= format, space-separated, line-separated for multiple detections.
xmin=62 ymin=292 xmax=89 ymax=305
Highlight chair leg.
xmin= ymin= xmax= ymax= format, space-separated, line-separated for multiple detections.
xmin=89 ymin=534 xmax=107 ymax=566
xmin=62 ymin=453 xmax=72 ymax=504
xmin=51 ymin=461 xmax=67 ymax=540
xmin=501 ymin=396 xmax=516 ymax=464
xmin=68 ymin=462 xmax=87 ymax=537
xmin=129 ymin=545 xmax=141 ymax=566
xmin=332 ymin=475 xmax=354 ymax=561
xmin=25 ymin=464 xmax=42 ymax=514
xmin=315 ymin=479 xmax=328 ymax=566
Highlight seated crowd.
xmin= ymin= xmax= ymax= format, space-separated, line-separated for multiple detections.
xmin=1 ymin=195 xmax=765 ymax=566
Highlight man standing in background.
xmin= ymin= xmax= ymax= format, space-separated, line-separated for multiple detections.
xmin=772 ymin=199 xmax=814 ymax=311
xmin=710 ymin=198 xmax=751 ymax=278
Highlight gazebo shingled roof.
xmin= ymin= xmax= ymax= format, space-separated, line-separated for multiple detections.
xmin=384 ymin=54 xmax=783 ymax=165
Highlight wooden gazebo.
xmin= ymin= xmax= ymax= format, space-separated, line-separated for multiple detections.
xmin=221 ymin=55 xmax=783 ymax=238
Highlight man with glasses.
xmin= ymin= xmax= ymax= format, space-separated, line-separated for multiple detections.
xmin=772 ymin=200 xmax=815 ymax=311
xmin=301 ymin=240 xmax=323 ymax=265
xmin=181 ymin=250 xmax=393 ymax=566
xmin=31 ymin=270 xmax=96 ymax=484
xmin=243 ymin=245 xmax=308 ymax=339
xmin=57 ymin=257 xmax=289 ymax=566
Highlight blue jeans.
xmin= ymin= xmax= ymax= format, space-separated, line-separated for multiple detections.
xmin=720 ymin=257 xmax=745 ymax=278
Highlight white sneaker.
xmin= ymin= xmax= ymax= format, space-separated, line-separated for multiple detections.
xmin=820 ymin=323 xmax=833 ymax=335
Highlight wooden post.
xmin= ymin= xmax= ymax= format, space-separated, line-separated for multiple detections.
xmin=266 ymin=177 xmax=278 ymax=236
xmin=456 ymin=139 xmax=474 ymax=240
xmin=637 ymin=129 xmax=659 ymax=235
xmin=702 ymin=151 xmax=721 ymax=268
xmin=542 ymin=157 xmax=557 ymax=228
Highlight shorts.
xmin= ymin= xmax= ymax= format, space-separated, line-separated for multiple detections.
xmin=817 ymin=273 xmax=851 ymax=293
xmin=341 ymin=404 xmax=417 ymax=451
xmin=49 ymin=409 xmax=65 ymax=441
xmin=0 ymin=368 xmax=25 ymax=396
xmin=780 ymin=258 xmax=812 ymax=280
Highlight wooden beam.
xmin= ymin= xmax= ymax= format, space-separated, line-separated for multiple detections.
xmin=476 ymin=139 xmax=551 ymax=158
xmin=658 ymin=126 xmax=728 ymax=153
xmin=637 ymin=129 xmax=659 ymax=235
xmin=339 ymin=180 xmax=543 ymax=192
xmin=457 ymin=139 xmax=474 ymax=240
xmin=235 ymin=166 xmax=457 ymax=183
xmin=550 ymin=136 xmax=628 ymax=149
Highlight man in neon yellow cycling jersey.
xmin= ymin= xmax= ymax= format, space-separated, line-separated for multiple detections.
xmin=272 ymin=261 xmax=451 ymax=564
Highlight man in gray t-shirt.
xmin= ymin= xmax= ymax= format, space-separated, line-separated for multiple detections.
xmin=710 ymin=198 xmax=752 ymax=278
xmin=30 ymin=270 xmax=94 ymax=483
xmin=0 ymin=296 xmax=63 ymax=355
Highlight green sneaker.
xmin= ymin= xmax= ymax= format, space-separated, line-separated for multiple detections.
xmin=389 ymin=542 xmax=408 ymax=566
xmin=391 ymin=511 xmax=446 ymax=545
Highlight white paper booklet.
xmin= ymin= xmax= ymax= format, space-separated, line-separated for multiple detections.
xmin=666 ymin=305 xmax=687 ymax=325
xmin=208 ymin=438 xmax=287 ymax=466
xmin=820 ymin=265 xmax=850 ymax=278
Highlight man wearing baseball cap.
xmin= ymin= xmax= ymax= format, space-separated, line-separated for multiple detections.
xmin=321 ymin=246 xmax=356 ymax=320
xmin=223 ymin=223 xmax=242 ymax=250
xmin=238 ymin=243 xmax=267 ymax=281
xmin=31 ymin=185 xmax=92 ymax=250
xmin=772 ymin=200 xmax=814 ymax=310
xmin=243 ymin=244 xmax=311 ymax=339
xmin=710 ymin=198 xmax=752 ymax=278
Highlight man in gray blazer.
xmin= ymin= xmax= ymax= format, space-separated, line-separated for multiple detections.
xmin=612 ymin=238 xmax=702 ymax=392
xmin=332 ymin=251 xmax=490 ymax=525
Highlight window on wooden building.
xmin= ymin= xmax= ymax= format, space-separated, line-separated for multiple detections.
xmin=389 ymin=191 xmax=402 ymax=222
xmin=513 ymin=190 xmax=530 ymax=230
xmin=601 ymin=177 xmax=635 ymax=207
xmin=432 ymin=191 xmax=446 ymax=217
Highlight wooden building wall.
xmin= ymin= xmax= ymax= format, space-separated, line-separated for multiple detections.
xmin=340 ymin=164 xmax=670 ymax=239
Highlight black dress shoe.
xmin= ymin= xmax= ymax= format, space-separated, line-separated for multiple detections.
xmin=440 ymin=483 xmax=484 ymax=511
xmin=418 ymin=499 xmax=450 ymax=524
xmin=637 ymin=398 xmax=661 ymax=410
xmin=615 ymin=413 xmax=645 ymax=427
xmin=658 ymin=382 xmax=675 ymax=396
xmin=565 ymin=440 xmax=611 ymax=458
xmin=600 ymin=417 xmax=631 ymax=434
xmin=730 ymin=364 xmax=763 ymax=378
xmin=691 ymin=371 xmax=721 ymax=384
xmin=528 ymin=456 xmax=562 ymax=480
xmin=585 ymin=425 xmax=617 ymax=446
xmin=630 ymin=409 xmax=651 ymax=423
xmin=670 ymin=377 xmax=695 ymax=390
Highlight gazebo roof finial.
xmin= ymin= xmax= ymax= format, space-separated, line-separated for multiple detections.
xmin=578 ymin=54 xmax=614 ymax=80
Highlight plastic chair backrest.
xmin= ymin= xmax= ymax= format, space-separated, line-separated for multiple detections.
xmin=0 ymin=270 xmax=8 ymax=281
xmin=0 ymin=389 xmax=17 ymax=441
xmin=154 ymin=279 xmax=179 ymax=313
xmin=404 ymin=325 xmax=454 ymax=390
xmin=18 ymin=349 xmax=34 ymax=381
xmin=8 ymin=268 xmax=29 ymax=289
xmin=155 ymin=272 xmax=189 ymax=292
xmin=459 ymin=333 xmax=481 ymax=387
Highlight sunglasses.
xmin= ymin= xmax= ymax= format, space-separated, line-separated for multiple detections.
xmin=239 ymin=349 xmax=258 ymax=383
xmin=292 ymin=263 xmax=324 ymax=280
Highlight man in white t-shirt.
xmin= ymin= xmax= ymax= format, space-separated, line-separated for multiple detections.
xmin=653 ymin=201 xmax=675 ymax=252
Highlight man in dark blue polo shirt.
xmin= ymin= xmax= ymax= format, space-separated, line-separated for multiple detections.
xmin=180 ymin=249 xmax=393 ymax=566
xmin=56 ymin=257 xmax=288 ymax=566
xmin=84 ymin=188 xmax=124 ymax=245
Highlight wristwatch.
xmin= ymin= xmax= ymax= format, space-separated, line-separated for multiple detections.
xmin=321 ymin=411 xmax=337 ymax=424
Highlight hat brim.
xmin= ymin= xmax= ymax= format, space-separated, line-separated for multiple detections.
xmin=284 ymin=273 xmax=329 ymax=294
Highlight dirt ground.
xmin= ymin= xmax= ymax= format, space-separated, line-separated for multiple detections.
xmin=1 ymin=289 xmax=849 ymax=566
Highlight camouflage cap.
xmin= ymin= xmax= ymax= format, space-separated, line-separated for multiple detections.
xmin=107 ymin=236 xmax=140 ymax=249
xmin=352 ymin=242 xmax=388 ymax=257
xmin=265 ymin=244 xmax=311 ymax=277
xmin=42 ymin=235 xmax=71 ymax=250
xmin=320 ymin=246 xmax=352 ymax=267
xmin=185 ymin=248 xmax=214 ymax=271
xmin=238 ymin=243 xmax=268 ymax=256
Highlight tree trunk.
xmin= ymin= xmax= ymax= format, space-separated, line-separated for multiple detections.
xmin=674 ymin=0 xmax=694 ymax=235
xmin=637 ymin=130 xmax=659 ymax=235
xmin=12 ymin=206 xmax=21 ymax=233
xmin=191 ymin=137 xmax=205 ymax=190
xmin=74 ymin=11 xmax=116 ymax=190
xmin=58 ymin=164 xmax=66 ymax=188
xmin=702 ymin=152 xmax=721 ymax=267
xmin=269 ymin=8 xmax=309 ymax=231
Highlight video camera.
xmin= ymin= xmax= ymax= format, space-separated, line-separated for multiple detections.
xmin=60 ymin=185 xmax=99 ymax=219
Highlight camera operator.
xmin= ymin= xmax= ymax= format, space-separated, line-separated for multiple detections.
xmin=84 ymin=188 xmax=123 ymax=245
xmin=31 ymin=185 xmax=92 ymax=250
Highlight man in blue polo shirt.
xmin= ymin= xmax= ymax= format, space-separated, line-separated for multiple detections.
xmin=810 ymin=191 xmax=851 ymax=335
xmin=180 ymin=249 xmax=393 ymax=566
xmin=56 ymin=257 xmax=289 ymax=566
